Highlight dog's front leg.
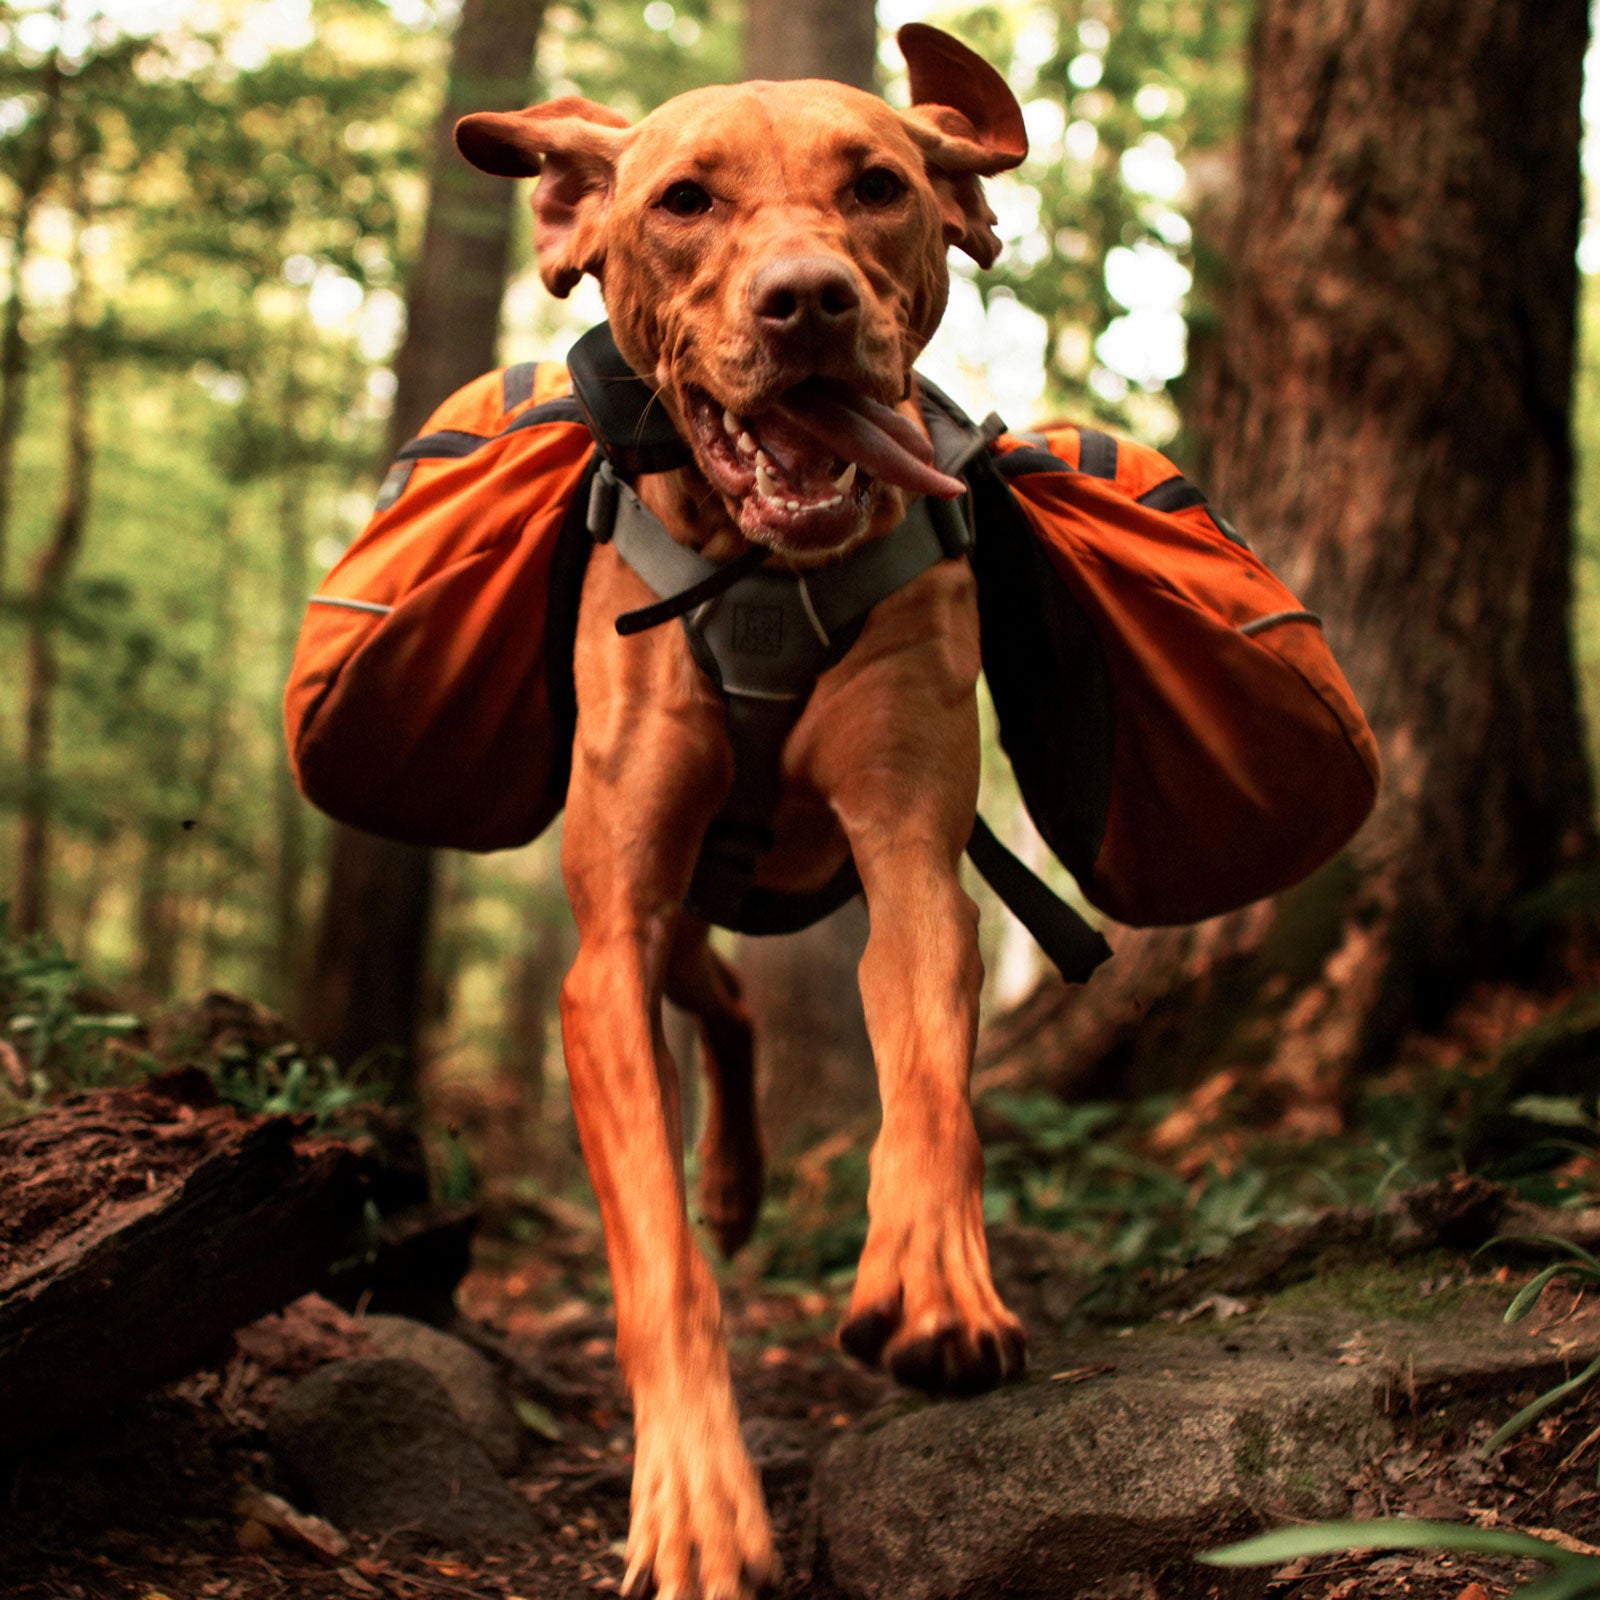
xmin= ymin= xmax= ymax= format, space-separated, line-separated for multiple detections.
xmin=803 ymin=563 xmax=1026 ymax=1395
xmin=560 ymin=553 xmax=773 ymax=1600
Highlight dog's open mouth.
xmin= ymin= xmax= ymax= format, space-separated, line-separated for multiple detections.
xmin=685 ymin=381 xmax=965 ymax=552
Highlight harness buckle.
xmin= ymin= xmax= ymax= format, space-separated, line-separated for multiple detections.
xmin=586 ymin=458 xmax=621 ymax=544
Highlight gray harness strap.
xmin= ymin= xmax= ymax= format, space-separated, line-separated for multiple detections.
xmin=597 ymin=475 xmax=964 ymax=932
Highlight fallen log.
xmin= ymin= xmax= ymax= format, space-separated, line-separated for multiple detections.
xmin=0 ymin=1068 xmax=365 ymax=1455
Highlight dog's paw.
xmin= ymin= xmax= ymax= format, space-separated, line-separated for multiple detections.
xmin=838 ymin=1218 xmax=1027 ymax=1396
xmin=624 ymin=1398 xmax=776 ymax=1600
xmin=695 ymin=1136 xmax=765 ymax=1260
xmin=840 ymin=1295 xmax=1026 ymax=1395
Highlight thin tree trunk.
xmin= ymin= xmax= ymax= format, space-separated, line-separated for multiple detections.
xmin=191 ymin=514 xmax=242 ymax=986
xmin=0 ymin=36 xmax=63 ymax=599
xmin=735 ymin=0 xmax=880 ymax=1155
xmin=744 ymin=900 xmax=880 ymax=1152
xmin=984 ymin=0 xmax=1595 ymax=1128
xmin=273 ymin=357 xmax=309 ymax=1009
xmin=135 ymin=829 xmax=178 ymax=996
xmin=299 ymin=0 xmax=546 ymax=1087
xmin=14 ymin=168 xmax=93 ymax=939
xmin=488 ymin=912 xmax=568 ymax=1183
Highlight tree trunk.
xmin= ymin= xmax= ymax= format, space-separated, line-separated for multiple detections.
xmin=298 ymin=0 xmax=546 ymax=1085
xmin=744 ymin=0 xmax=875 ymax=89
xmin=734 ymin=0 xmax=881 ymax=1155
xmin=135 ymin=828 xmax=179 ymax=996
xmin=14 ymin=170 xmax=93 ymax=939
xmin=984 ymin=0 xmax=1595 ymax=1127
xmin=487 ymin=912 xmax=569 ymax=1185
xmin=272 ymin=362 xmax=310 ymax=1010
xmin=0 ymin=37 xmax=63 ymax=600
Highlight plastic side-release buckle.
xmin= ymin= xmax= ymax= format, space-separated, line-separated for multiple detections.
xmin=929 ymin=411 xmax=1007 ymax=557
xmin=928 ymin=493 xmax=972 ymax=558
xmin=587 ymin=458 xmax=621 ymax=543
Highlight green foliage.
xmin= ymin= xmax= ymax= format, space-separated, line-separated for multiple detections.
xmin=980 ymin=1088 xmax=1375 ymax=1277
xmin=1202 ymin=1519 xmax=1600 ymax=1600
xmin=920 ymin=0 xmax=1250 ymax=437
xmin=208 ymin=1043 xmax=377 ymax=1131
xmin=0 ymin=910 xmax=138 ymax=1109
xmin=1472 ymin=1235 xmax=1600 ymax=1462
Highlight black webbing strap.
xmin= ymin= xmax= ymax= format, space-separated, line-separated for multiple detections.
xmin=570 ymin=331 xmax=1114 ymax=983
xmin=966 ymin=816 xmax=1111 ymax=984
xmin=614 ymin=546 xmax=771 ymax=635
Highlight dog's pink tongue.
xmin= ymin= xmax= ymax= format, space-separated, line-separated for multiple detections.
xmin=772 ymin=382 xmax=965 ymax=499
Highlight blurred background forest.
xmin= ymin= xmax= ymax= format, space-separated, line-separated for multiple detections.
xmin=5 ymin=0 xmax=1600 ymax=1263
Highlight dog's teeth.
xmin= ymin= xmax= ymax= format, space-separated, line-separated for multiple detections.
xmin=832 ymin=461 xmax=857 ymax=492
xmin=737 ymin=431 xmax=756 ymax=454
xmin=819 ymin=494 xmax=840 ymax=508
xmin=786 ymin=499 xmax=801 ymax=511
xmin=722 ymin=407 xmax=740 ymax=436
xmin=756 ymin=450 xmax=774 ymax=471
xmin=755 ymin=463 xmax=779 ymax=498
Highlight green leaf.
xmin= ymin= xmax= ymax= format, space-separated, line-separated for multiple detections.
xmin=1485 ymin=1353 xmax=1600 ymax=1455
xmin=1199 ymin=1518 xmax=1578 ymax=1568
xmin=513 ymin=1396 xmax=564 ymax=1441
xmin=1506 ymin=1263 xmax=1586 ymax=1324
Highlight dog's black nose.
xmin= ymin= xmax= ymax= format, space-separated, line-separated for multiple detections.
xmin=749 ymin=256 xmax=862 ymax=341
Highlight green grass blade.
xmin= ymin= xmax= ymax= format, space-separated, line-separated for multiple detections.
xmin=1507 ymin=1264 xmax=1584 ymax=1324
xmin=1481 ymin=1235 xmax=1600 ymax=1277
xmin=1199 ymin=1518 xmax=1576 ymax=1568
xmin=1485 ymin=1353 xmax=1600 ymax=1456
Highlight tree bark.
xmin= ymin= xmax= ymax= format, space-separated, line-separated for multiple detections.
xmin=298 ymin=0 xmax=545 ymax=1088
xmin=744 ymin=0 xmax=876 ymax=90
xmin=734 ymin=0 xmax=881 ymax=1154
xmin=984 ymin=0 xmax=1596 ymax=1125
xmin=14 ymin=169 xmax=93 ymax=939
xmin=384 ymin=0 xmax=547 ymax=454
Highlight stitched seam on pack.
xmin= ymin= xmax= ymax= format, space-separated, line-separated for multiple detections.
xmin=307 ymin=595 xmax=394 ymax=616
xmin=395 ymin=399 xmax=588 ymax=462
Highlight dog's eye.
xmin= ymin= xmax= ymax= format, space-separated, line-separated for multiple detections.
xmin=659 ymin=180 xmax=713 ymax=217
xmin=854 ymin=167 xmax=906 ymax=208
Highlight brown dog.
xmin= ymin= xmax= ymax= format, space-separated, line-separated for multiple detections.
xmin=458 ymin=28 xmax=1030 ymax=1599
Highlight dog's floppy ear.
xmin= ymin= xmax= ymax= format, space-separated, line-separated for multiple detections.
xmin=896 ymin=24 xmax=1027 ymax=269
xmin=455 ymin=99 xmax=632 ymax=296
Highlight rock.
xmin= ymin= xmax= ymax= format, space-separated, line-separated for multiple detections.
xmin=814 ymin=1301 xmax=1600 ymax=1600
xmin=360 ymin=1315 xmax=522 ymax=1473
xmin=267 ymin=1358 xmax=536 ymax=1551
xmin=740 ymin=1415 xmax=812 ymax=1491
xmin=815 ymin=1352 xmax=1388 ymax=1600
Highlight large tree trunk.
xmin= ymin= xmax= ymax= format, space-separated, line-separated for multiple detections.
xmin=744 ymin=0 xmax=875 ymax=89
xmin=734 ymin=0 xmax=881 ymax=1155
xmin=298 ymin=0 xmax=545 ymax=1091
xmin=986 ymin=0 xmax=1595 ymax=1126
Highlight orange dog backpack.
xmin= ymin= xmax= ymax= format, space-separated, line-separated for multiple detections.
xmin=285 ymin=323 xmax=1378 ymax=968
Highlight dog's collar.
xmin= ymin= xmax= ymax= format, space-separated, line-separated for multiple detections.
xmin=566 ymin=322 xmax=696 ymax=477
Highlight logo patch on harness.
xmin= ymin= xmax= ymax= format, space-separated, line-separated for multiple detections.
xmin=732 ymin=604 xmax=783 ymax=657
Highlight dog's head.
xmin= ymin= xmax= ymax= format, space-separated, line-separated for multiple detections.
xmin=457 ymin=26 xmax=1025 ymax=557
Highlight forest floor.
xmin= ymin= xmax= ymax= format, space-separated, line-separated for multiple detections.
xmin=9 ymin=966 xmax=1600 ymax=1598
xmin=7 ymin=1203 xmax=1600 ymax=1600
